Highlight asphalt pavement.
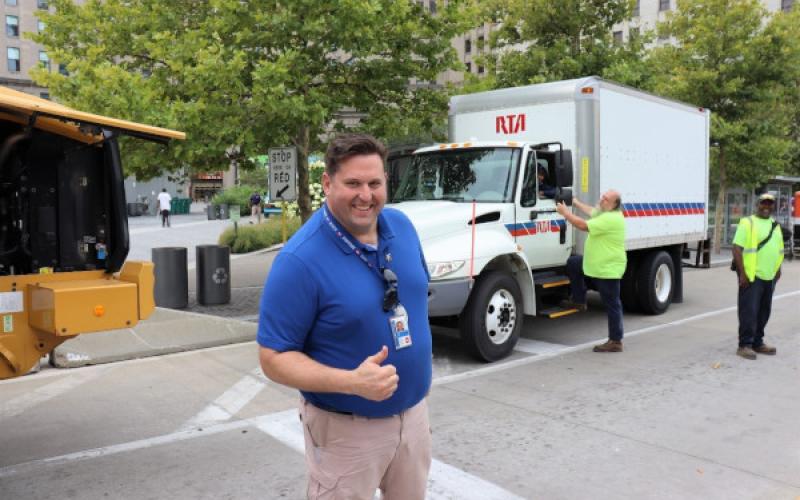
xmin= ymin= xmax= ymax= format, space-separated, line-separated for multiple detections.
xmin=2 ymin=261 xmax=798 ymax=499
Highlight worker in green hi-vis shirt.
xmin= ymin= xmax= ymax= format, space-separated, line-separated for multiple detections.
xmin=731 ymin=192 xmax=784 ymax=360
xmin=556 ymin=190 xmax=627 ymax=353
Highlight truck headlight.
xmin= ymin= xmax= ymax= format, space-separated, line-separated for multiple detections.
xmin=427 ymin=260 xmax=465 ymax=279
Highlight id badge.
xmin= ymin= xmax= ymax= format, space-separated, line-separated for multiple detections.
xmin=389 ymin=304 xmax=412 ymax=350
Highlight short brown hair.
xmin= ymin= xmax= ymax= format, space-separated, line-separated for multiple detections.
xmin=324 ymin=133 xmax=387 ymax=176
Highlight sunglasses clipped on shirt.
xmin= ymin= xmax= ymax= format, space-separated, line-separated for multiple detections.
xmin=382 ymin=268 xmax=399 ymax=312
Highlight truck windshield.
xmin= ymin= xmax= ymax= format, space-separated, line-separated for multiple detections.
xmin=392 ymin=147 xmax=520 ymax=203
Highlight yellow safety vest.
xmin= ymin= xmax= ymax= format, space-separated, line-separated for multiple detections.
xmin=739 ymin=216 xmax=784 ymax=282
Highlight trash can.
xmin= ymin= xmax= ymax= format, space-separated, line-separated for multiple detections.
xmin=127 ymin=203 xmax=140 ymax=216
xmin=206 ymin=203 xmax=217 ymax=220
xmin=217 ymin=203 xmax=230 ymax=219
xmin=196 ymin=245 xmax=231 ymax=305
xmin=152 ymin=247 xmax=188 ymax=309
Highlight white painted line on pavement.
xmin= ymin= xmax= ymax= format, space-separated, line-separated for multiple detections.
xmin=513 ymin=338 xmax=569 ymax=355
xmin=0 ymin=418 xmax=251 ymax=479
xmin=177 ymin=368 xmax=267 ymax=432
xmin=434 ymin=289 xmax=800 ymax=387
xmin=0 ymin=367 xmax=108 ymax=420
xmin=255 ymin=409 xmax=525 ymax=500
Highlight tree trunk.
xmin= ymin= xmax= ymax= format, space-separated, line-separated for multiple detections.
xmin=293 ymin=126 xmax=313 ymax=223
xmin=712 ymin=147 xmax=727 ymax=254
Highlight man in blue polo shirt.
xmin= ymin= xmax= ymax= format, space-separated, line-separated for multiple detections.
xmin=258 ymin=134 xmax=432 ymax=500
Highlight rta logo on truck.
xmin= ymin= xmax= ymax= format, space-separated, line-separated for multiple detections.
xmin=496 ymin=113 xmax=526 ymax=134
xmin=390 ymin=76 xmax=710 ymax=362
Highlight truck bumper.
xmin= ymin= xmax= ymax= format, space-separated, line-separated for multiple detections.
xmin=427 ymin=277 xmax=471 ymax=317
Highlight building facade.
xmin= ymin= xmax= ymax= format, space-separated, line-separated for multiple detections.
xmin=1 ymin=0 xmax=59 ymax=96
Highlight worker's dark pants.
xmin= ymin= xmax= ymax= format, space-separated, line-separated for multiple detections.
xmin=737 ymin=277 xmax=775 ymax=347
xmin=566 ymin=255 xmax=624 ymax=341
xmin=161 ymin=209 xmax=171 ymax=227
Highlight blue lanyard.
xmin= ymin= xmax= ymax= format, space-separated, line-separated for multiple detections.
xmin=322 ymin=205 xmax=385 ymax=280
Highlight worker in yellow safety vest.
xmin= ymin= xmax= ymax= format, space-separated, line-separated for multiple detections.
xmin=731 ymin=192 xmax=784 ymax=360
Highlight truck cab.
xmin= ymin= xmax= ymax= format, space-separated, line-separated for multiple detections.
xmin=390 ymin=141 xmax=575 ymax=361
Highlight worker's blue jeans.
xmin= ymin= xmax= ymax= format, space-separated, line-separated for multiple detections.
xmin=566 ymin=255 xmax=624 ymax=341
xmin=737 ymin=277 xmax=775 ymax=347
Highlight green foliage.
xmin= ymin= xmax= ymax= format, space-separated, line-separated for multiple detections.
xmin=484 ymin=0 xmax=648 ymax=87
xmin=211 ymin=185 xmax=262 ymax=216
xmin=648 ymin=0 xmax=800 ymax=187
xmin=31 ymin=0 xmax=474 ymax=221
xmin=218 ymin=216 xmax=302 ymax=254
xmin=645 ymin=0 xmax=800 ymax=249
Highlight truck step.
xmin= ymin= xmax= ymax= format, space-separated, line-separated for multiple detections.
xmin=538 ymin=306 xmax=581 ymax=319
xmin=534 ymin=274 xmax=571 ymax=289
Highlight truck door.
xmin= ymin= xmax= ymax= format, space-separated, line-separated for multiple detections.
xmin=514 ymin=150 xmax=572 ymax=268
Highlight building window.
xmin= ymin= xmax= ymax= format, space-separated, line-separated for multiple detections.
xmin=477 ymin=35 xmax=485 ymax=52
xmin=782 ymin=0 xmax=793 ymax=11
xmin=477 ymin=65 xmax=484 ymax=74
xmin=6 ymin=15 xmax=19 ymax=37
xmin=7 ymin=47 xmax=20 ymax=72
xmin=37 ymin=0 xmax=48 ymax=9
xmin=39 ymin=92 xmax=49 ymax=100
xmin=38 ymin=20 xmax=45 ymax=32
xmin=464 ymin=38 xmax=471 ymax=54
xmin=465 ymin=62 xmax=471 ymax=73
xmin=630 ymin=27 xmax=640 ymax=40
xmin=429 ymin=0 xmax=436 ymax=14
xmin=39 ymin=50 xmax=49 ymax=70
xmin=613 ymin=31 xmax=623 ymax=45
xmin=633 ymin=0 xmax=640 ymax=17
xmin=59 ymin=63 xmax=68 ymax=75
xmin=6 ymin=0 xmax=18 ymax=6
xmin=659 ymin=0 xmax=670 ymax=11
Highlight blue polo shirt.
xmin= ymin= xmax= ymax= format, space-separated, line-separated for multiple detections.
xmin=257 ymin=205 xmax=431 ymax=418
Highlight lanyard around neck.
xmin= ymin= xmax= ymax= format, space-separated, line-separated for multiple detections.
xmin=322 ymin=205 xmax=385 ymax=277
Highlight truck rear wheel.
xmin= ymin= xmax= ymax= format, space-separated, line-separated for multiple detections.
xmin=636 ymin=251 xmax=674 ymax=315
xmin=459 ymin=271 xmax=522 ymax=362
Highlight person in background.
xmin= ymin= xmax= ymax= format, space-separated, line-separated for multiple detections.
xmin=556 ymin=190 xmax=627 ymax=352
xmin=538 ymin=165 xmax=556 ymax=199
xmin=157 ymin=188 xmax=172 ymax=227
xmin=732 ymin=192 xmax=783 ymax=360
xmin=250 ymin=191 xmax=262 ymax=224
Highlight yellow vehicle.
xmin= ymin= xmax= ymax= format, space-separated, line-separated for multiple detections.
xmin=0 ymin=87 xmax=185 ymax=379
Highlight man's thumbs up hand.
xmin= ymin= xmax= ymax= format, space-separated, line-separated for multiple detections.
xmin=352 ymin=346 xmax=398 ymax=401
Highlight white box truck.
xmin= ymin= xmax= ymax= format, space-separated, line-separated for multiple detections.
xmin=390 ymin=77 xmax=710 ymax=362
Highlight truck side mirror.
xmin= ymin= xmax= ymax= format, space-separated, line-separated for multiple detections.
xmin=556 ymin=187 xmax=573 ymax=206
xmin=555 ymin=149 xmax=573 ymax=188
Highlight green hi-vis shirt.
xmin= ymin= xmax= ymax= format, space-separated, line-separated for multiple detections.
xmin=583 ymin=209 xmax=627 ymax=279
xmin=732 ymin=216 xmax=783 ymax=281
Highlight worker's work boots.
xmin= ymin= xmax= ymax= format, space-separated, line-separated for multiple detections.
xmin=593 ymin=340 xmax=623 ymax=353
xmin=752 ymin=344 xmax=777 ymax=355
xmin=736 ymin=346 xmax=757 ymax=360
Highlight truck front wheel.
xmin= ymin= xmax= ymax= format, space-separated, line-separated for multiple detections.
xmin=636 ymin=251 xmax=674 ymax=315
xmin=459 ymin=271 xmax=522 ymax=362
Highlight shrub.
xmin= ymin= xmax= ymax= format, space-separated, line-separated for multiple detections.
xmin=218 ymin=216 xmax=303 ymax=253
xmin=211 ymin=185 xmax=262 ymax=216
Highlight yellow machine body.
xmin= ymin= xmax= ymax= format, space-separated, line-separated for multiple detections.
xmin=0 ymin=261 xmax=155 ymax=379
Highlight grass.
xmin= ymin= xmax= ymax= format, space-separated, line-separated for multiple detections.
xmin=218 ymin=216 xmax=302 ymax=253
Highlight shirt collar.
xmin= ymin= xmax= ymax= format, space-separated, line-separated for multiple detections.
xmin=321 ymin=203 xmax=395 ymax=255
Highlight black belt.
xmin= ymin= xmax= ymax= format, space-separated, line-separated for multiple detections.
xmin=310 ymin=401 xmax=353 ymax=416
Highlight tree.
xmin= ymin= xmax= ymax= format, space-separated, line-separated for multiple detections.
xmin=648 ymin=0 xmax=800 ymax=251
xmin=481 ymin=0 xmax=650 ymax=88
xmin=32 ymin=0 xmax=471 ymax=221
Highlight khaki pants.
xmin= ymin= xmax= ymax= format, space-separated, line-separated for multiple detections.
xmin=300 ymin=398 xmax=431 ymax=500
